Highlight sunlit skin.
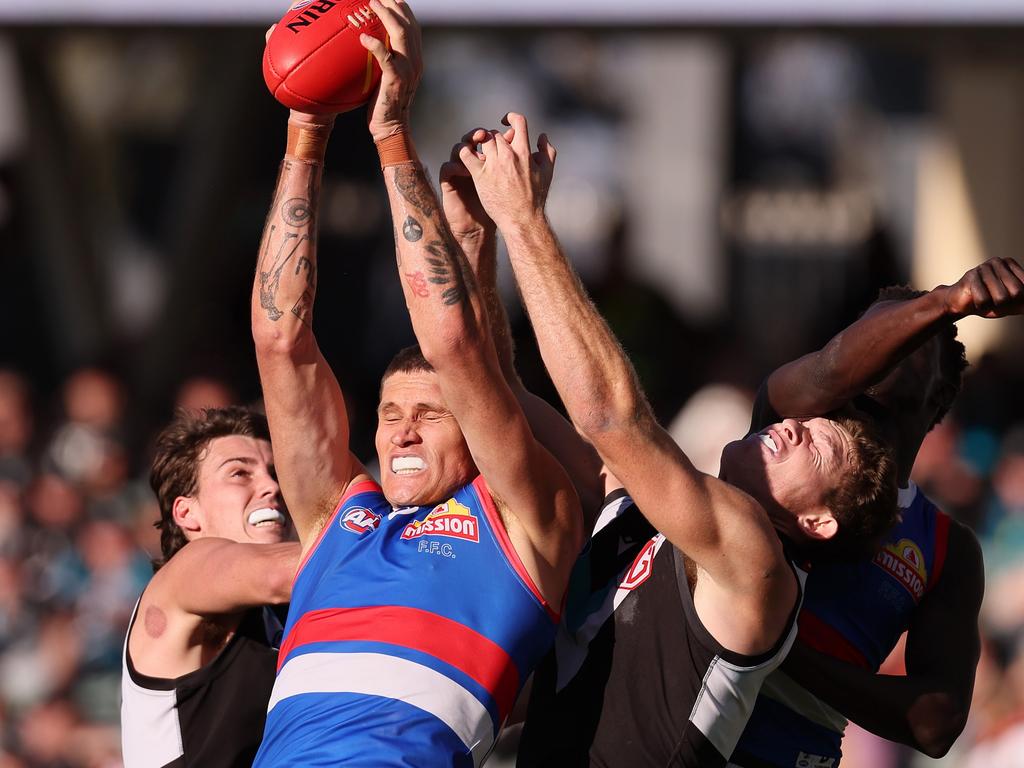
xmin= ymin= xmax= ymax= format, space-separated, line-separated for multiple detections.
xmin=173 ymin=435 xmax=291 ymax=544
xmin=720 ymin=417 xmax=854 ymax=542
xmin=375 ymin=371 xmax=478 ymax=508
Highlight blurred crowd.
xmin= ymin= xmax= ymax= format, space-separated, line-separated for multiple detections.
xmin=0 ymin=367 xmax=239 ymax=767
xmin=0 ymin=339 xmax=1022 ymax=767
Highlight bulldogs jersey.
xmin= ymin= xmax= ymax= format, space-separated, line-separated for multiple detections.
xmin=253 ymin=477 xmax=557 ymax=768
xmin=730 ymin=483 xmax=950 ymax=768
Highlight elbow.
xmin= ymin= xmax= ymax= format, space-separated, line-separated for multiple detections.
xmin=911 ymin=703 xmax=968 ymax=758
xmin=266 ymin=560 xmax=296 ymax=605
xmin=252 ymin=320 xmax=309 ymax=360
xmin=418 ymin=320 xmax=484 ymax=369
xmin=572 ymin=380 xmax=649 ymax=443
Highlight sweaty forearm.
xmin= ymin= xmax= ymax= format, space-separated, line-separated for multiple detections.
xmin=784 ymin=644 xmax=967 ymax=757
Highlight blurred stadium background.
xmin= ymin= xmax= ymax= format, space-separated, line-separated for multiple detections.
xmin=1 ymin=2 xmax=1023 ymax=765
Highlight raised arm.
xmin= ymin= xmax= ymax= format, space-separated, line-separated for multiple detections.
xmin=439 ymin=128 xmax=607 ymax=520
xmin=782 ymin=521 xmax=983 ymax=757
xmin=766 ymin=258 xmax=1024 ymax=419
xmin=464 ymin=114 xmax=794 ymax=650
xmin=251 ymin=112 xmax=367 ymax=547
xmin=361 ymin=2 xmax=581 ymax=603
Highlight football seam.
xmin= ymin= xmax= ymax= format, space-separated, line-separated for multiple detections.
xmin=270 ymin=18 xmax=365 ymax=107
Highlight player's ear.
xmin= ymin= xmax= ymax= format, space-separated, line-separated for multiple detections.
xmin=798 ymin=510 xmax=838 ymax=541
xmin=172 ymin=496 xmax=203 ymax=535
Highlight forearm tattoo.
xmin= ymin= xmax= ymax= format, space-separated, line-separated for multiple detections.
xmin=257 ymin=164 xmax=321 ymax=326
xmin=390 ymin=167 xmax=475 ymax=309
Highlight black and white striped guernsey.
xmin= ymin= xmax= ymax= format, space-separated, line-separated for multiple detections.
xmin=120 ymin=603 xmax=282 ymax=768
xmin=518 ymin=491 xmax=806 ymax=767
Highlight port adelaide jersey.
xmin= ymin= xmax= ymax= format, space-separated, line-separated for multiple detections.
xmin=121 ymin=605 xmax=283 ymax=767
xmin=254 ymin=477 xmax=558 ymax=768
xmin=519 ymin=491 xmax=806 ymax=768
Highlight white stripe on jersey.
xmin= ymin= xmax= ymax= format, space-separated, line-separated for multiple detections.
xmin=689 ymin=566 xmax=808 ymax=761
xmin=120 ymin=601 xmax=185 ymax=768
xmin=269 ymin=651 xmax=495 ymax=764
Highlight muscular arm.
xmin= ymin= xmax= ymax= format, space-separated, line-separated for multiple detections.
xmin=469 ymin=116 xmax=794 ymax=653
xmin=782 ymin=522 xmax=983 ymax=757
xmin=766 ymin=258 xmax=1024 ymax=418
xmin=363 ymin=7 xmax=581 ymax=604
xmin=152 ymin=538 xmax=300 ymax=615
xmin=441 ymin=134 xmax=606 ymax=521
xmin=251 ymin=116 xmax=366 ymax=548
xmin=129 ymin=538 xmax=299 ymax=677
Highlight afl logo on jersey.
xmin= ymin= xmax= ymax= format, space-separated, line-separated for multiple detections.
xmin=341 ymin=506 xmax=381 ymax=535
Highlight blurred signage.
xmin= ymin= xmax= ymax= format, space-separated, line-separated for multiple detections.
xmin=3 ymin=0 xmax=1024 ymax=23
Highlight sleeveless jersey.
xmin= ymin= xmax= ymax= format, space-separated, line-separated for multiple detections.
xmin=731 ymin=483 xmax=950 ymax=768
xmin=121 ymin=604 xmax=282 ymax=767
xmin=254 ymin=476 xmax=557 ymax=767
xmin=518 ymin=492 xmax=806 ymax=768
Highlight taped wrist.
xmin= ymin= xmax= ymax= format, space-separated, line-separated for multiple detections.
xmin=375 ymin=129 xmax=419 ymax=168
xmin=286 ymin=119 xmax=333 ymax=164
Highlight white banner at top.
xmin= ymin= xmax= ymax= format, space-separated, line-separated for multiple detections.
xmin=2 ymin=0 xmax=1024 ymax=24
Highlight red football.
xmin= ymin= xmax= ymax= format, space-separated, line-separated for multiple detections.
xmin=263 ymin=0 xmax=385 ymax=114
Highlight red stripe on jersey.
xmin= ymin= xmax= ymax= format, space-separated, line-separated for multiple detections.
xmin=294 ymin=479 xmax=383 ymax=581
xmin=798 ymin=609 xmax=870 ymax=669
xmin=472 ymin=475 xmax=560 ymax=623
xmin=277 ymin=605 xmax=520 ymax=720
xmin=927 ymin=511 xmax=951 ymax=593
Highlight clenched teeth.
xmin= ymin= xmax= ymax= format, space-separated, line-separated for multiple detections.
xmin=248 ymin=508 xmax=286 ymax=527
xmin=392 ymin=456 xmax=426 ymax=475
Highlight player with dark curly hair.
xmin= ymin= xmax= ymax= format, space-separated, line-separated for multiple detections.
xmin=121 ymin=406 xmax=299 ymax=767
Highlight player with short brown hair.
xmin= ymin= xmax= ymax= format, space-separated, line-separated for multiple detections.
xmin=121 ymin=406 xmax=298 ymax=767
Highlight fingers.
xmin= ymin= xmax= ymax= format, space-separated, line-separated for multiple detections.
xmin=439 ymin=160 xmax=469 ymax=185
xmin=537 ymin=132 xmax=557 ymax=167
xmin=989 ymin=258 xmax=1024 ymax=311
xmin=458 ymin=144 xmax=484 ymax=176
xmin=265 ymin=24 xmax=276 ymax=43
xmin=980 ymin=261 xmax=1010 ymax=306
xmin=964 ymin=267 xmax=994 ymax=316
xmin=502 ymin=112 xmax=531 ymax=154
xmin=359 ymin=31 xmax=390 ymax=67
xmin=1006 ymin=258 xmax=1024 ymax=284
xmin=370 ymin=0 xmax=420 ymax=63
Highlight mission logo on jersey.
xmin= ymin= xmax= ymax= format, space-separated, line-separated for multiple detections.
xmin=874 ymin=537 xmax=927 ymax=600
xmin=400 ymin=499 xmax=480 ymax=543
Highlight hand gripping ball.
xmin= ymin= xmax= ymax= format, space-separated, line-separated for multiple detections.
xmin=264 ymin=0 xmax=385 ymax=114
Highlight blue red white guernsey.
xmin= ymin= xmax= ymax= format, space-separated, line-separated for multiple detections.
xmin=253 ymin=476 xmax=558 ymax=767
xmin=729 ymin=483 xmax=951 ymax=768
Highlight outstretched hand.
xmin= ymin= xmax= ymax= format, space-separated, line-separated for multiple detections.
xmin=456 ymin=112 xmax=557 ymax=231
xmin=360 ymin=0 xmax=423 ymax=142
xmin=943 ymin=258 xmax=1024 ymax=319
xmin=440 ymin=128 xmax=504 ymax=239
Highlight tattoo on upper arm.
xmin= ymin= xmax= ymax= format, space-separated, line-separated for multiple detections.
xmin=393 ymin=166 xmax=436 ymax=218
